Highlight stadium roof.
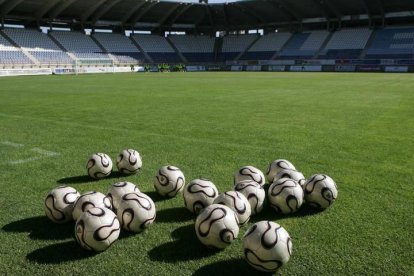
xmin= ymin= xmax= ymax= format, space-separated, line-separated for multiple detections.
xmin=1 ymin=0 xmax=413 ymax=32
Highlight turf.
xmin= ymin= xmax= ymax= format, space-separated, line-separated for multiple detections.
xmin=0 ymin=72 xmax=413 ymax=275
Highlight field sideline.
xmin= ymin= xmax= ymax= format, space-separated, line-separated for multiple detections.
xmin=0 ymin=72 xmax=413 ymax=275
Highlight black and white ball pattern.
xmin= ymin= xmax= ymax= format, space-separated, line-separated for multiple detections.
xmin=107 ymin=182 xmax=140 ymax=212
xmin=213 ymin=191 xmax=251 ymax=226
xmin=234 ymin=166 xmax=265 ymax=187
xmin=72 ymin=191 xmax=112 ymax=221
xmin=268 ymin=178 xmax=304 ymax=214
xmin=154 ymin=165 xmax=185 ymax=197
xmin=86 ymin=153 xmax=113 ymax=179
xmin=233 ymin=180 xmax=265 ymax=215
xmin=44 ymin=186 xmax=80 ymax=223
xmin=183 ymin=179 xmax=218 ymax=214
xmin=273 ymin=169 xmax=306 ymax=188
xmin=195 ymin=204 xmax=239 ymax=249
xmin=243 ymin=221 xmax=292 ymax=272
xmin=304 ymin=174 xmax=338 ymax=209
xmin=75 ymin=207 xmax=120 ymax=252
xmin=116 ymin=149 xmax=142 ymax=174
xmin=266 ymin=159 xmax=296 ymax=183
xmin=117 ymin=192 xmax=156 ymax=232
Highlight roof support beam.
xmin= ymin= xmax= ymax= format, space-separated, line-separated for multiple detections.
xmin=169 ymin=4 xmax=192 ymax=26
xmin=0 ymin=0 xmax=24 ymax=17
xmin=310 ymin=0 xmax=330 ymax=21
xmin=81 ymin=0 xmax=106 ymax=23
xmin=273 ymin=0 xmax=301 ymax=22
xmin=234 ymin=3 xmax=265 ymax=25
xmin=121 ymin=1 xmax=146 ymax=25
xmin=129 ymin=1 xmax=158 ymax=27
xmin=35 ymin=0 xmax=60 ymax=20
xmin=362 ymin=0 xmax=372 ymax=26
xmin=152 ymin=3 xmax=180 ymax=31
xmin=48 ymin=0 xmax=78 ymax=19
xmin=91 ymin=0 xmax=122 ymax=25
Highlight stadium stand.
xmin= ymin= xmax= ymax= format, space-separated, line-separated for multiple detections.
xmin=279 ymin=31 xmax=329 ymax=59
xmin=366 ymin=27 xmax=414 ymax=59
xmin=219 ymin=34 xmax=259 ymax=61
xmin=131 ymin=34 xmax=182 ymax=63
xmin=92 ymin=33 xmax=145 ymax=64
xmin=319 ymin=28 xmax=372 ymax=59
xmin=169 ymin=35 xmax=215 ymax=63
xmin=240 ymin=32 xmax=291 ymax=60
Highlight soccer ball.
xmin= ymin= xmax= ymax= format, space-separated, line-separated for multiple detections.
xmin=243 ymin=221 xmax=292 ymax=272
xmin=268 ymin=178 xmax=304 ymax=214
xmin=75 ymin=207 xmax=120 ymax=252
xmin=195 ymin=204 xmax=239 ymax=249
xmin=116 ymin=149 xmax=142 ymax=174
xmin=44 ymin=186 xmax=80 ymax=223
xmin=117 ymin=192 xmax=156 ymax=232
xmin=273 ymin=169 xmax=306 ymax=188
xmin=233 ymin=180 xmax=265 ymax=215
xmin=234 ymin=166 xmax=265 ymax=186
xmin=266 ymin=159 xmax=296 ymax=183
xmin=154 ymin=165 xmax=185 ymax=197
xmin=304 ymin=174 xmax=338 ymax=209
xmin=183 ymin=178 xmax=218 ymax=214
xmin=213 ymin=191 xmax=251 ymax=225
xmin=72 ymin=191 xmax=112 ymax=221
xmin=107 ymin=182 xmax=140 ymax=212
xmin=86 ymin=153 xmax=113 ymax=179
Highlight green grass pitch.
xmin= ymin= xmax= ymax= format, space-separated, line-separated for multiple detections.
xmin=0 ymin=72 xmax=413 ymax=275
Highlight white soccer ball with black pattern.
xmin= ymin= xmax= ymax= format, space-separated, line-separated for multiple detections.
xmin=75 ymin=207 xmax=120 ymax=252
xmin=266 ymin=159 xmax=296 ymax=183
xmin=243 ymin=221 xmax=292 ymax=272
xmin=72 ymin=191 xmax=112 ymax=221
xmin=233 ymin=180 xmax=265 ymax=215
xmin=268 ymin=178 xmax=304 ymax=214
xmin=195 ymin=204 xmax=239 ymax=249
xmin=44 ymin=186 xmax=80 ymax=223
xmin=183 ymin=179 xmax=218 ymax=214
xmin=86 ymin=153 xmax=113 ymax=179
xmin=107 ymin=182 xmax=140 ymax=212
xmin=213 ymin=191 xmax=251 ymax=226
xmin=116 ymin=149 xmax=142 ymax=174
xmin=304 ymin=174 xmax=338 ymax=209
xmin=117 ymin=192 xmax=156 ymax=232
xmin=273 ymin=169 xmax=306 ymax=188
xmin=234 ymin=166 xmax=265 ymax=186
xmin=154 ymin=165 xmax=185 ymax=197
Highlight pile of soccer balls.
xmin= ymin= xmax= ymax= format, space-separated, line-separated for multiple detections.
xmin=44 ymin=149 xmax=338 ymax=273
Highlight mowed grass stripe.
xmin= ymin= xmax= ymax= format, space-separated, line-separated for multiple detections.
xmin=0 ymin=72 xmax=413 ymax=275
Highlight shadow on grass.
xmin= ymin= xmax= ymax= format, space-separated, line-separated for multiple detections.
xmin=26 ymin=240 xmax=95 ymax=264
xmin=156 ymin=207 xmax=194 ymax=223
xmin=144 ymin=191 xmax=172 ymax=203
xmin=250 ymin=202 xmax=326 ymax=223
xmin=57 ymin=171 xmax=126 ymax=184
xmin=148 ymin=224 xmax=219 ymax=262
xmin=193 ymin=258 xmax=270 ymax=276
xmin=2 ymin=216 xmax=73 ymax=240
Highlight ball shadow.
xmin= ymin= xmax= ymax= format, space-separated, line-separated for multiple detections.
xmin=26 ymin=240 xmax=96 ymax=264
xmin=156 ymin=207 xmax=194 ymax=223
xmin=148 ymin=224 xmax=219 ymax=262
xmin=2 ymin=216 xmax=73 ymax=240
xmin=57 ymin=171 xmax=126 ymax=184
xmin=250 ymin=203 xmax=326 ymax=223
xmin=193 ymin=258 xmax=270 ymax=276
xmin=144 ymin=191 xmax=171 ymax=203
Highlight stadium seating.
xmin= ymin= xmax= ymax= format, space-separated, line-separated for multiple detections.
xmin=240 ymin=32 xmax=291 ymax=60
xmin=366 ymin=27 xmax=414 ymax=59
xmin=279 ymin=31 xmax=329 ymax=59
xmin=169 ymin=35 xmax=215 ymax=62
xmin=319 ymin=28 xmax=371 ymax=59
xmin=0 ymin=50 xmax=33 ymax=64
xmin=219 ymin=34 xmax=258 ymax=61
xmin=131 ymin=34 xmax=182 ymax=63
xmin=93 ymin=33 xmax=145 ymax=63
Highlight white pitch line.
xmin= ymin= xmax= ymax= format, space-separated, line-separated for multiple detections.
xmin=8 ymin=147 xmax=60 ymax=165
xmin=1 ymin=141 xmax=24 ymax=148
